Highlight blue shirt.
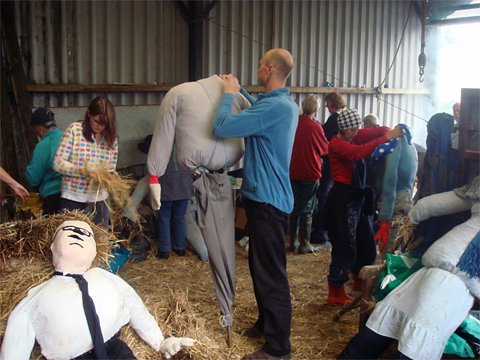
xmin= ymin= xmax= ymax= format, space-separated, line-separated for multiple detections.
xmin=213 ymin=87 xmax=298 ymax=213
xmin=25 ymin=128 xmax=63 ymax=197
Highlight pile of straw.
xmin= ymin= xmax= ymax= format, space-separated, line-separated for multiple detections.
xmin=87 ymin=163 xmax=137 ymax=209
xmin=391 ymin=215 xmax=416 ymax=251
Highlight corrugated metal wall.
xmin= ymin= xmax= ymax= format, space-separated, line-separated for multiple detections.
xmin=204 ymin=0 xmax=431 ymax=142
xmin=13 ymin=0 xmax=432 ymax=142
xmin=15 ymin=0 xmax=188 ymax=107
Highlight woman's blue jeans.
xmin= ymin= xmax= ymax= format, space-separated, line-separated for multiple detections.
xmin=157 ymin=199 xmax=188 ymax=252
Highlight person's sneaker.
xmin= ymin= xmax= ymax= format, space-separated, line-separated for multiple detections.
xmin=156 ymin=251 xmax=169 ymax=259
xmin=173 ymin=249 xmax=186 ymax=256
xmin=238 ymin=326 xmax=262 ymax=338
xmin=242 ymin=349 xmax=291 ymax=360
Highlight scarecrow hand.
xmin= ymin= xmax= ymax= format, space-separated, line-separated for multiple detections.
xmin=374 ymin=221 xmax=391 ymax=252
xmin=149 ymin=175 xmax=161 ymax=210
xmin=159 ymin=337 xmax=196 ymax=359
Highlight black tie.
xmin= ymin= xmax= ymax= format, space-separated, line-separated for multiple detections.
xmin=54 ymin=271 xmax=108 ymax=359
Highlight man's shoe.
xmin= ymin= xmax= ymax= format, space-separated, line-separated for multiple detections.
xmin=238 ymin=326 xmax=262 ymax=338
xmin=156 ymin=251 xmax=169 ymax=259
xmin=242 ymin=349 xmax=291 ymax=360
xmin=173 ymin=249 xmax=186 ymax=256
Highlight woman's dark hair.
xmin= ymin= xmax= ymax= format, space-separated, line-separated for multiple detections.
xmin=82 ymin=96 xmax=117 ymax=149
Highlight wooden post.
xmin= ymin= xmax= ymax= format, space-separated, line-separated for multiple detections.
xmin=1 ymin=1 xmax=37 ymax=168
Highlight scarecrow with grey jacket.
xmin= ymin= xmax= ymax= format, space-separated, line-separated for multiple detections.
xmin=326 ymin=108 xmax=404 ymax=305
xmin=147 ymin=75 xmax=250 ymax=343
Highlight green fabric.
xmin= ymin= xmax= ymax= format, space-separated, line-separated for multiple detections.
xmin=374 ymin=253 xmax=423 ymax=301
xmin=444 ymin=315 xmax=480 ymax=358
xmin=444 ymin=333 xmax=475 ymax=358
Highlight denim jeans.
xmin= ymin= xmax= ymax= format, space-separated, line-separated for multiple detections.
xmin=157 ymin=199 xmax=188 ymax=252
xmin=61 ymin=198 xmax=109 ymax=226
xmin=289 ymin=179 xmax=319 ymax=246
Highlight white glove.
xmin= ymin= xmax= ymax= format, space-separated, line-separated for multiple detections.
xmin=159 ymin=337 xmax=195 ymax=359
xmin=149 ymin=175 xmax=161 ymax=210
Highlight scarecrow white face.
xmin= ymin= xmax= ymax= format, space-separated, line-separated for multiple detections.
xmin=50 ymin=220 xmax=97 ymax=274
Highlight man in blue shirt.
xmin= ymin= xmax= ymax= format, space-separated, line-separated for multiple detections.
xmin=213 ymin=48 xmax=297 ymax=360
xmin=25 ymin=108 xmax=63 ymax=215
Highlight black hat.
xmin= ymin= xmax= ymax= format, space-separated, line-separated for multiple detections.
xmin=31 ymin=108 xmax=55 ymax=126
xmin=137 ymin=135 xmax=153 ymax=154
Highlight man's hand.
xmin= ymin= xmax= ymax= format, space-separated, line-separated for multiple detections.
xmin=159 ymin=337 xmax=195 ymax=359
xmin=149 ymin=175 xmax=161 ymax=210
xmin=374 ymin=220 xmax=391 ymax=252
xmin=219 ymin=74 xmax=240 ymax=93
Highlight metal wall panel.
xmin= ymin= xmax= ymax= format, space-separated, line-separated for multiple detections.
xmin=204 ymin=0 xmax=431 ymax=144
xmin=15 ymin=0 xmax=188 ymax=107
xmin=12 ymin=0 xmax=435 ymax=144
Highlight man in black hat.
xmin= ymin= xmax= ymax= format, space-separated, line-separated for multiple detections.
xmin=25 ymin=107 xmax=64 ymax=215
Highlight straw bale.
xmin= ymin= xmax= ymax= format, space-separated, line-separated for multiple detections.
xmin=0 ymin=211 xmax=114 ymax=267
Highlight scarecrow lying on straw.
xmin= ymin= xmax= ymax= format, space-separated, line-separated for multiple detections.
xmin=0 ymin=220 xmax=195 ymax=359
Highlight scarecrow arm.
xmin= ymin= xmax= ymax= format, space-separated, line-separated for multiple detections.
xmin=106 ymin=271 xmax=165 ymax=350
xmin=0 ymin=297 xmax=36 ymax=359
xmin=378 ymin=144 xmax=402 ymax=221
xmin=147 ymin=90 xmax=176 ymax=179
xmin=409 ymin=191 xmax=472 ymax=224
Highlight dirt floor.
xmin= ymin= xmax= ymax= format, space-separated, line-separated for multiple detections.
xmin=113 ymin=242 xmax=361 ymax=360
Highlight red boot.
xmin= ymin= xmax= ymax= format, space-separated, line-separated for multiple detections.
xmin=327 ymin=282 xmax=353 ymax=305
xmin=350 ymin=274 xmax=362 ymax=292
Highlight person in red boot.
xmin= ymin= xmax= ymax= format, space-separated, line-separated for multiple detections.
xmin=326 ymin=108 xmax=403 ymax=305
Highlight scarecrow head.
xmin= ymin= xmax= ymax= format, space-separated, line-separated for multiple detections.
xmin=50 ymin=220 xmax=97 ymax=274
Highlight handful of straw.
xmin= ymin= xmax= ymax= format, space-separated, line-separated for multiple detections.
xmin=87 ymin=163 xmax=137 ymax=209
xmin=15 ymin=192 xmax=43 ymax=218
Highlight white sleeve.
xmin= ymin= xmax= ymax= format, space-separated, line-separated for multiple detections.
xmin=409 ymin=190 xmax=473 ymax=224
xmin=108 ymin=272 xmax=164 ymax=351
xmin=0 ymin=297 xmax=36 ymax=360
